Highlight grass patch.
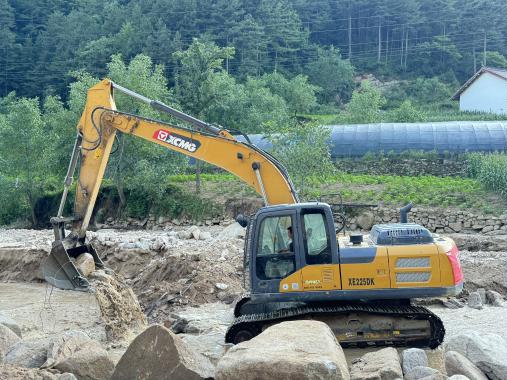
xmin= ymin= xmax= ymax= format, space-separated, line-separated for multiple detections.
xmin=319 ymin=173 xmax=502 ymax=214
xmin=172 ymin=171 xmax=504 ymax=215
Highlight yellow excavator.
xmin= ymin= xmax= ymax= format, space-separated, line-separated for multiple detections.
xmin=43 ymin=79 xmax=463 ymax=349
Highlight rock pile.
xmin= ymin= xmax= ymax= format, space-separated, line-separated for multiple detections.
xmin=467 ymin=289 xmax=505 ymax=310
xmin=445 ymin=351 xmax=488 ymax=380
xmin=0 ymin=366 xmax=77 ymax=380
xmin=445 ymin=332 xmax=507 ymax=380
xmin=42 ymin=330 xmax=115 ymax=380
xmin=1 ymin=312 xmax=114 ymax=380
xmin=96 ymin=213 xmax=234 ymax=231
xmin=94 ymin=226 xmax=245 ymax=323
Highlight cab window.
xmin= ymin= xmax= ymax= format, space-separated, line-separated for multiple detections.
xmin=256 ymin=215 xmax=295 ymax=280
xmin=302 ymin=211 xmax=332 ymax=265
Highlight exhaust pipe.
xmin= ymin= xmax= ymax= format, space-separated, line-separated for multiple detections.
xmin=400 ymin=203 xmax=413 ymax=223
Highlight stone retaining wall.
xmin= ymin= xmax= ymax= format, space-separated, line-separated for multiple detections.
xmin=335 ymin=157 xmax=466 ymax=177
xmin=97 ymin=205 xmax=505 ymax=236
xmin=345 ymin=206 xmax=506 ymax=234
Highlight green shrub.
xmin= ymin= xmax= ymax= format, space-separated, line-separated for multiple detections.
xmin=0 ymin=176 xmax=28 ymax=225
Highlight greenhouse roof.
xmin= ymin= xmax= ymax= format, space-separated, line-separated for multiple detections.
xmin=246 ymin=121 xmax=507 ymax=157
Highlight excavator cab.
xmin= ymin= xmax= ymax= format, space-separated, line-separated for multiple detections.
xmin=247 ymin=203 xmax=337 ymax=297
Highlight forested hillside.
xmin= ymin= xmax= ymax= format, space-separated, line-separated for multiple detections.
xmin=1 ymin=0 xmax=507 ymax=100
xmin=1 ymin=0 xmax=506 ymax=227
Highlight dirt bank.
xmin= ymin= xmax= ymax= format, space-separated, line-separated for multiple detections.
xmin=0 ymin=228 xmax=504 ymax=308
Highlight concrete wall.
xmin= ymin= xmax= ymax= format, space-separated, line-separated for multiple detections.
xmin=460 ymin=72 xmax=507 ymax=114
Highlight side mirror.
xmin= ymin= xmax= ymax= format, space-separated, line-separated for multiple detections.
xmin=236 ymin=214 xmax=249 ymax=228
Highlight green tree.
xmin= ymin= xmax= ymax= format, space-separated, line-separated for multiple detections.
xmin=43 ymin=95 xmax=77 ymax=177
xmin=257 ymin=0 xmax=309 ymax=73
xmin=203 ymin=72 xmax=292 ymax=134
xmin=404 ymin=77 xmax=454 ymax=105
xmin=259 ymin=72 xmax=319 ymax=116
xmin=270 ymin=123 xmax=335 ymax=196
xmin=173 ymin=39 xmax=235 ymax=117
xmin=173 ymin=39 xmax=235 ymax=192
xmin=344 ymin=81 xmax=386 ymax=123
xmin=390 ymin=100 xmax=427 ymax=122
xmin=230 ymin=15 xmax=267 ymax=78
xmin=0 ymin=96 xmax=47 ymax=226
xmin=0 ymin=0 xmax=18 ymax=97
xmin=412 ymin=36 xmax=462 ymax=76
xmin=306 ymin=47 xmax=355 ymax=105
xmin=479 ymin=51 xmax=507 ymax=68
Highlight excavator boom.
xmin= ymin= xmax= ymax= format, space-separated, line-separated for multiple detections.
xmin=43 ymin=79 xmax=298 ymax=290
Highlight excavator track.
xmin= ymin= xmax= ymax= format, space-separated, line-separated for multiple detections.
xmin=226 ymin=302 xmax=444 ymax=349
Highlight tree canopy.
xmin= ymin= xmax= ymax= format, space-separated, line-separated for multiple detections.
xmin=1 ymin=0 xmax=506 ymax=100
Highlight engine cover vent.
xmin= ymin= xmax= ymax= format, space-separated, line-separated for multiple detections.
xmin=370 ymin=223 xmax=434 ymax=245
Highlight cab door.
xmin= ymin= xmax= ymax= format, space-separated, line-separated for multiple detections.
xmin=251 ymin=210 xmax=302 ymax=294
xmin=299 ymin=209 xmax=341 ymax=291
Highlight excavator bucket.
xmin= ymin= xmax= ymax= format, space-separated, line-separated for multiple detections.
xmin=42 ymin=240 xmax=104 ymax=291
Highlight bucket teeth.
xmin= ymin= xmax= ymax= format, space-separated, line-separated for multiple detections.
xmin=41 ymin=240 xmax=90 ymax=291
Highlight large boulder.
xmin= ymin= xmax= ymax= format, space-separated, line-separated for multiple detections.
xmin=0 ymin=324 xmax=20 ymax=360
xmin=356 ymin=211 xmax=375 ymax=230
xmin=111 ymin=324 xmax=214 ymax=380
xmin=485 ymin=290 xmax=504 ymax=306
xmin=216 ymin=320 xmax=349 ymax=380
xmin=46 ymin=331 xmax=114 ymax=380
xmin=218 ymin=223 xmax=245 ymax=239
xmin=445 ymin=351 xmax=488 ymax=380
xmin=350 ymin=347 xmax=402 ymax=380
xmin=467 ymin=292 xmax=483 ymax=310
xmin=43 ymin=331 xmax=90 ymax=367
xmin=445 ymin=332 xmax=507 ymax=380
xmin=4 ymin=337 xmax=52 ymax=368
xmin=75 ymin=253 xmax=95 ymax=277
xmin=405 ymin=366 xmax=445 ymax=380
xmin=0 ymin=365 xmax=64 ymax=379
xmin=402 ymin=348 xmax=428 ymax=374
xmin=0 ymin=313 xmax=22 ymax=338
xmin=54 ymin=347 xmax=113 ymax=380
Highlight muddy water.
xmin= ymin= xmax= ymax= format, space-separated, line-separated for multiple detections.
xmin=0 ymin=282 xmax=106 ymax=342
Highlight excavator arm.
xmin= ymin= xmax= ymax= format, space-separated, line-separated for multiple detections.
xmin=43 ymin=79 xmax=298 ymax=291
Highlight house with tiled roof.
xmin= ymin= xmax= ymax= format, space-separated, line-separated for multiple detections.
xmin=452 ymin=66 xmax=507 ymax=115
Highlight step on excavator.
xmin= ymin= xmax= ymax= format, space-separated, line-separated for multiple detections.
xmin=43 ymin=79 xmax=463 ymax=348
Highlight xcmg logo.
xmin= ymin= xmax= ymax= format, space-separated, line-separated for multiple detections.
xmin=153 ymin=129 xmax=201 ymax=153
